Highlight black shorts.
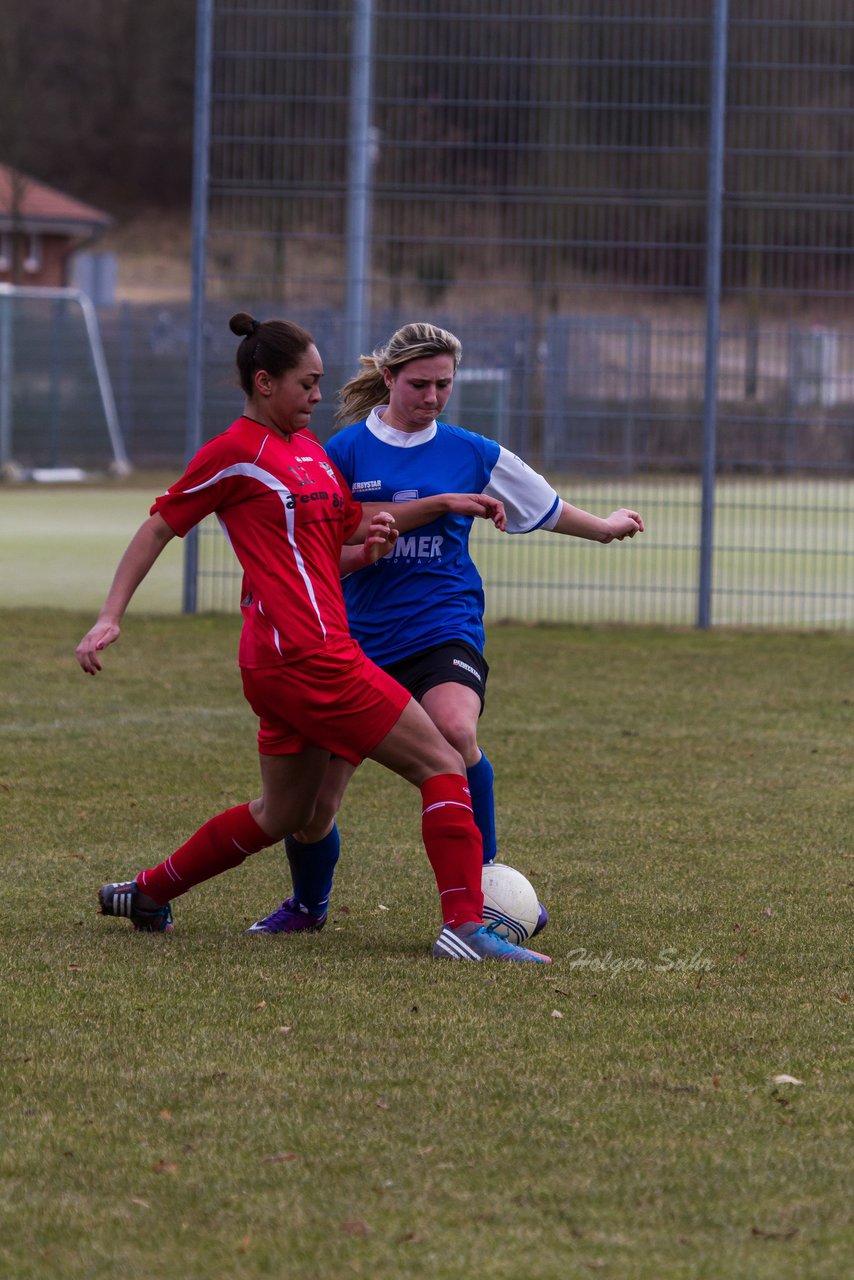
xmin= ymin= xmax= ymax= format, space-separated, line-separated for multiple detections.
xmin=381 ymin=641 xmax=489 ymax=712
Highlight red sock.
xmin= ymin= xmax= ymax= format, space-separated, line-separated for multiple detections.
xmin=421 ymin=774 xmax=484 ymax=928
xmin=138 ymin=804 xmax=272 ymax=903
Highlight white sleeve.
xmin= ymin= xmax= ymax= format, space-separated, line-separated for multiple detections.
xmin=482 ymin=446 xmax=562 ymax=534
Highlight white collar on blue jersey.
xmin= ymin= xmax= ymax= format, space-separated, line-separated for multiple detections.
xmin=366 ymin=405 xmax=437 ymax=446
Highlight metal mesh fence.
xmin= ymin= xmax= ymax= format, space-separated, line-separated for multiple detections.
xmin=181 ymin=0 xmax=853 ymax=629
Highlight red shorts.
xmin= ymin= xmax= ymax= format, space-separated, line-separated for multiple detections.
xmin=241 ymin=644 xmax=411 ymax=764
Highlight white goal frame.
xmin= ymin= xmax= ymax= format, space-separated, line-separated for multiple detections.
xmin=0 ymin=283 xmax=131 ymax=478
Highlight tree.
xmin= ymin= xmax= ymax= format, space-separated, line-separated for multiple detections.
xmin=0 ymin=0 xmax=196 ymax=212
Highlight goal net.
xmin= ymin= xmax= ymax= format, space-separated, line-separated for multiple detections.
xmin=0 ymin=284 xmax=131 ymax=479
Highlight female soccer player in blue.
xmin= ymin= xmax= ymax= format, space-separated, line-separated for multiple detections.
xmin=247 ymin=322 xmax=644 ymax=936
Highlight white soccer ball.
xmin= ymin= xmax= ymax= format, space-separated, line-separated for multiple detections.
xmin=481 ymin=863 xmax=541 ymax=944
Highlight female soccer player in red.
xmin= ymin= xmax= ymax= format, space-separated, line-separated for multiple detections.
xmin=75 ymin=312 xmax=550 ymax=963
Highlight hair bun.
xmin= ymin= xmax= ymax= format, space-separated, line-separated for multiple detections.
xmin=229 ymin=311 xmax=260 ymax=338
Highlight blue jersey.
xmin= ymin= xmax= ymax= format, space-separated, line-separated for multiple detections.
xmin=327 ymin=409 xmax=561 ymax=666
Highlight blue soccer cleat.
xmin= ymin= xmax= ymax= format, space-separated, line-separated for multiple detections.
xmin=98 ymin=880 xmax=173 ymax=933
xmin=432 ymin=924 xmax=551 ymax=963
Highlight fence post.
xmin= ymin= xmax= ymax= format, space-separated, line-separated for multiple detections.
xmin=698 ymin=0 xmax=729 ymax=629
xmin=344 ymin=0 xmax=376 ymax=372
xmin=0 ymin=291 xmax=12 ymax=471
xmin=183 ymin=0 xmax=214 ymax=615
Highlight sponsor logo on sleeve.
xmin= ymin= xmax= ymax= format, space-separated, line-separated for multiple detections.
xmin=452 ymin=657 xmax=482 ymax=682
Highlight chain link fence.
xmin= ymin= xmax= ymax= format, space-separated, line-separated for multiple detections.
xmin=135 ymin=3 xmax=854 ymax=625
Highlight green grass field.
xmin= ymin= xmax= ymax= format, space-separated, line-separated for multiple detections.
xmin=1 ymin=610 xmax=851 ymax=1279
xmin=0 ymin=480 xmax=184 ymax=614
xmin=473 ymin=475 xmax=854 ymax=629
xmin=2 ymin=475 xmax=852 ymax=629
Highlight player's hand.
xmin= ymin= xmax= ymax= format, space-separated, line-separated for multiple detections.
xmin=444 ymin=493 xmax=507 ymax=531
xmin=361 ymin=511 xmax=398 ymax=565
xmin=76 ymin=619 xmax=121 ymax=675
xmin=602 ymin=509 xmax=644 ymax=542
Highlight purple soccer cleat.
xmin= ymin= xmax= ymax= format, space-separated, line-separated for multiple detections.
xmin=245 ymin=896 xmax=327 ymax=935
xmin=532 ymin=902 xmax=549 ymax=937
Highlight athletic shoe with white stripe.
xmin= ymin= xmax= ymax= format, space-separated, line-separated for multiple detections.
xmin=432 ymin=924 xmax=551 ymax=963
xmin=98 ymin=880 xmax=174 ymax=933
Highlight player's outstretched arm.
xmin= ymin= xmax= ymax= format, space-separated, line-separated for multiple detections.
xmin=552 ymin=502 xmax=644 ymax=543
xmin=76 ymin=513 xmax=176 ymax=674
xmin=357 ymin=493 xmax=506 ymax=536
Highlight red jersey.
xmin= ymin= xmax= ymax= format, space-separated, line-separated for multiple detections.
xmin=152 ymin=417 xmax=363 ymax=667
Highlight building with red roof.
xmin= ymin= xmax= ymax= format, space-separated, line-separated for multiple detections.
xmin=0 ymin=165 xmax=112 ymax=288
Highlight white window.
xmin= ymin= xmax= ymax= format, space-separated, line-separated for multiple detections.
xmin=23 ymin=234 xmax=42 ymax=274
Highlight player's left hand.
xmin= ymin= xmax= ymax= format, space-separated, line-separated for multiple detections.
xmin=76 ymin=619 xmax=121 ymax=675
xmin=445 ymin=494 xmax=507 ymax=531
xmin=361 ymin=511 xmax=399 ymax=564
xmin=602 ymin=509 xmax=644 ymax=542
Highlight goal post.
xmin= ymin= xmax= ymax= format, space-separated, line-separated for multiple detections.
xmin=0 ymin=283 xmax=131 ymax=479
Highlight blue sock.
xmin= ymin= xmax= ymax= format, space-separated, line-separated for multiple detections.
xmin=466 ymin=752 xmax=497 ymax=864
xmin=285 ymin=824 xmax=340 ymax=917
